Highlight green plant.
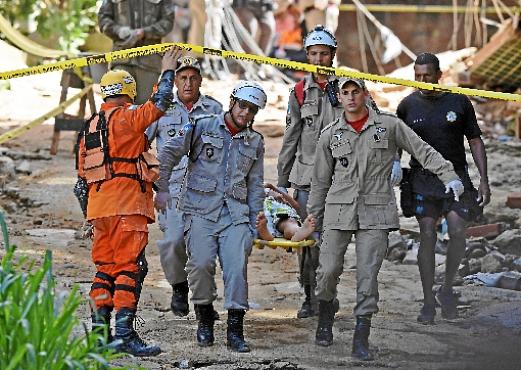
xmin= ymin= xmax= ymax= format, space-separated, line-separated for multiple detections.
xmin=0 ymin=0 xmax=99 ymax=52
xmin=0 ymin=214 xmax=122 ymax=369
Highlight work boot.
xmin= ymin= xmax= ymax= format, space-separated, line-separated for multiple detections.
xmin=417 ymin=303 xmax=436 ymax=325
xmin=227 ymin=309 xmax=250 ymax=353
xmin=170 ymin=281 xmax=189 ymax=317
xmin=315 ymin=300 xmax=335 ymax=347
xmin=352 ymin=315 xmax=374 ymax=361
xmin=297 ymin=285 xmax=317 ymax=318
xmin=435 ymin=286 xmax=458 ymax=320
xmin=114 ymin=308 xmax=161 ymax=357
xmin=194 ymin=304 xmax=215 ymax=347
xmin=91 ymin=306 xmax=113 ymax=345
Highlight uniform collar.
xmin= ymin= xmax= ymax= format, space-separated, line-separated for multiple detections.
xmin=174 ymin=93 xmax=206 ymax=112
xmin=304 ymin=73 xmax=336 ymax=91
xmin=340 ymin=107 xmax=377 ymax=133
xmin=219 ymin=113 xmax=255 ymax=141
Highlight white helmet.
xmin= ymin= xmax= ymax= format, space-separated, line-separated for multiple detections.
xmin=303 ymin=25 xmax=337 ymax=49
xmin=231 ymin=81 xmax=267 ymax=110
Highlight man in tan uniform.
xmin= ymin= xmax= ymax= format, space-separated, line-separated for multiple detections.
xmin=308 ymin=77 xmax=464 ymax=361
xmin=98 ymin=0 xmax=174 ymax=104
xmin=277 ymin=25 xmax=343 ymax=319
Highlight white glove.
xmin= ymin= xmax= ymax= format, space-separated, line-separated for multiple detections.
xmin=82 ymin=222 xmax=94 ymax=239
xmin=154 ymin=191 xmax=171 ymax=213
xmin=117 ymin=26 xmax=132 ymax=40
xmin=390 ymin=160 xmax=403 ymax=187
xmin=445 ymin=179 xmax=464 ymax=202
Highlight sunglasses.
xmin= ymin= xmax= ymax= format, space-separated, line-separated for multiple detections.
xmin=237 ymin=99 xmax=259 ymax=114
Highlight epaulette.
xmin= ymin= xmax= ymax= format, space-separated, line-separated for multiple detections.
xmin=321 ymin=117 xmax=341 ymax=134
xmin=203 ymin=95 xmax=223 ymax=108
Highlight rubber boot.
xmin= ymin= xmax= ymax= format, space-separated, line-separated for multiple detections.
xmin=315 ymin=300 xmax=335 ymax=347
xmin=91 ymin=306 xmax=113 ymax=345
xmin=170 ymin=281 xmax=189 ymax=317
xmin=352 ymin=315 xmax=374 ymax=361
xmin=114 ymin=308 xmax=161 ymax=357
xmin=297 ymin=285 xmax=317 ymax=318
xmin=227 ymin=309 xmax=250 ymax=353
xmin=194 ymin=304 xmax=215 ymax=347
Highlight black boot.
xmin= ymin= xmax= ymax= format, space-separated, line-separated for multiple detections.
xmin=227 ymin=309 xmax=250 ymax=352
xmin=170 ymin=281 xmax=189 ymax=317
xmin=114 ymin=308 xmax=161 ymax=357
xmin=194 ymin=304 xmax=215 ymax=347
xmin=315 ymin=300 xmax=335 ymax=347
xmin=352 ymin=315 xmax=374 ymax=361
xmin=297 ymin=285 xmax=317 ymax=318
xmin=91 ymin=306 xmax=113 ymax=345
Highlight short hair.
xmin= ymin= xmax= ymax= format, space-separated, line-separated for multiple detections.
xmin=414 ymin=52 xmax=440 ymax=71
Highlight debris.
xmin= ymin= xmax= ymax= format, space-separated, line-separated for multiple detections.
xmin=480 ymin=254 xmax=503 ymax=273
xmin=15 ymin=160 xmax=31 ymax=175
xmin=0 ymin=155 xmax=16 ymax=179
xmin=493 ymin=229 xmax=521 ymax=256
xmin=506 ymin=193 xmax=521 ymax=209
xmin=498 ymin=271 xmax=521 ymax=291
xmin=466 ymin=223 xmax=504 ymax=238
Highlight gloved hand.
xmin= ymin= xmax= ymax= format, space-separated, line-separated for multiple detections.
xmin=82 ymin=221 xmax=94 ymax=239
xmin=312 ymin=231 xmax=321 ymax=241
xmin=154 ymin=191 xmax=171 ymax=212
xmin=445 ymin=179 xmax=464 ymax=202
xmin=117 ymin=26 xmax=132 ymax=40
xmin=390 ymin=160 xmax=403 ymax=186
xmin=119 ymin=28 xmax=144 ymax=48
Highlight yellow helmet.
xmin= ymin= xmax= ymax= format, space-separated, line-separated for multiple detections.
xmin=99 ymin=69 xmax=137 ymax=100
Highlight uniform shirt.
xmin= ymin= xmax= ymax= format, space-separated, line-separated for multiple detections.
xmin=98 ymin=0 xmax=174 ymax=71
xmin=146 ymin=93 xmax=223 ymax=198
xmin=307 ymin=108 xmax=459 ymax=231
xmin=277 ymin=74 xmax=344 ymax=188
xmin=157 ymin=113 xmax=265 ymax=230
xmin=396 ymin=91 xmax=482 ymax=171
xmin=79 ymin=100 xmax=164 ymax=222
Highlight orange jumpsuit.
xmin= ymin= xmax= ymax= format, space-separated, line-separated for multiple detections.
xmin=78 ymin=100 xmax=164 ymax=311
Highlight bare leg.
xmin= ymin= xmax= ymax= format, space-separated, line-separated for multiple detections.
xmin=256 ymin=212 xmax=274 ymax=241
xmin=417 ymin=216 xmax=438 ymax=305
xmin=444 ymin=211 xmax=467 ymax=292
xmin=291 ymin=215 xmax=317 ymax=242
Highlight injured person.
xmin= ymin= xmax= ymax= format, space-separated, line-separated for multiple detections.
xmin=256 ymin=183 xmax=316 ymax=242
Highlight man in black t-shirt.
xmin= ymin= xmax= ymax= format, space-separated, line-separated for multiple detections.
xmin=397 ymin=53 xmax=490 ymax=324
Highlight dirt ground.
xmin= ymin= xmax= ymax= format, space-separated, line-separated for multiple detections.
xmin=1 ymin=77 xmax=521 ymax=370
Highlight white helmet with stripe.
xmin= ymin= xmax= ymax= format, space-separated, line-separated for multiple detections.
xmin=231 ymin=81 xmax=267 ymax=110
xmin=303 ymin=25 xmax=337 ymax=49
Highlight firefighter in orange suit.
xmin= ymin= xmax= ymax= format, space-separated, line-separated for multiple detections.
xmin=78 ymin=47 xmax=182 ymax=357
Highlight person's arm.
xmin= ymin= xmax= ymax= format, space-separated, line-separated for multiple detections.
xmin=468 ymin=136 xmax=490 ymax=206
xmin=247 ymin=141 xmax=266 ymax=237
xmin=277 ymin=90 xmax=303 ymax=188
xmin=98 ymin=0 xmax=125 ymax=40
xmin=307 ymin=129 xmax=333 ymax=230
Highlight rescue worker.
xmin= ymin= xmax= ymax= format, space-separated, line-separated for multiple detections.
xmin=79 ymin=47 xmax=182 ymax=357
xmin=98 ymin=0 xmax=174 ymax=104
xmin=146 ymin=56 xmax=223 ymax=317
xmin=397 ymin=52 xmax=490 ymax=324
xmin=277 ymin=25 xmax=343 ymax=319
xmin=232 ymin=0 xmax=276 ymax=54
xmin=308 ymin=77 xmax=464 ymax=361
xmin=154 ymin=81 xmax=266 ymax=353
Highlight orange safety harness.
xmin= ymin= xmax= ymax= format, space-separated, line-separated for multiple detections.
xmin=80 ymin=107 xmax=159 ymax=192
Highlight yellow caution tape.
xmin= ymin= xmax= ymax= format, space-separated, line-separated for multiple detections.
xmin=0 ymin=14 xmax=71 ymax=59
xmin=0 ymin=85 xmax=92 ymax=145
xmin=339 ymin=4 xmax=520 ymax=14
xmin=254 ymin=238 xmax=316 ymax=250
xmin=1 ymin=42 xmax=520 ymax=102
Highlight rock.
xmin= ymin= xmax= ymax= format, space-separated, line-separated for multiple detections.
xmin=386 ymin=232 xmax=407 ymax=262
xmin=468 ymin=258 xmax=482 ymax=274
xmin=435 ymin=253 xmax=446 ymax=266
xmin=493 ymin=229 xmax=521 ymax=256
xmin=0 ymin=156 xmax=16 ymax=179
xmin=435 ymin=239 xmax=448 ymax=255
xmin=497 ymin=271 xmax=521 ymax=291
xmin=252 ymin=120 xmax=285 ymax=137
xmin=402 ymin=245 xmax=418 ymax=265
xmin=458 ymin=262 xmax=470 ymax=277
xmin=465 ymin=239 xmax=489 ymax=259
xmin=15 ymin=160 xmax=31 ymax=175
xmin=480 ymin=254 xmax=503 ymax=273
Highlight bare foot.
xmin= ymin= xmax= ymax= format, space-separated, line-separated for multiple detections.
xmin=291 ymin=215 xmax=316 ymax=242
xmin=256 ymin=212 xmax=274 ymax=241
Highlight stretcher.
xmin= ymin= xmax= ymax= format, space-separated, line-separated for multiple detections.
xmin=253 ymin=238 xmax=316 ymax=250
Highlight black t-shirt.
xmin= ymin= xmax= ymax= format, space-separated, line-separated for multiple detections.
xmin=396 ymin=91 xmax=481 ymax=171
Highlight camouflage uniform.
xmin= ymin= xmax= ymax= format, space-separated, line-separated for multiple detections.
xmin=98 ymin=0 xmax=174 ymax=103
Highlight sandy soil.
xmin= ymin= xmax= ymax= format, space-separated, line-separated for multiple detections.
xmin=1 ymin=77 xmax=521 ymax=370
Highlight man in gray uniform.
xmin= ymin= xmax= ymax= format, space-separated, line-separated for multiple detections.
xmin=155 ymin=81 xmax=267 ymax=352
xmin=277 ymin=25 xmax=343 ymax=319
xmin=308 ymin=77 xmax=464 ymax=361
xmin=146 ymin=56 xmax=222 ymax=317
xmin=98 ymin=0 xmax=174 ymax=104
